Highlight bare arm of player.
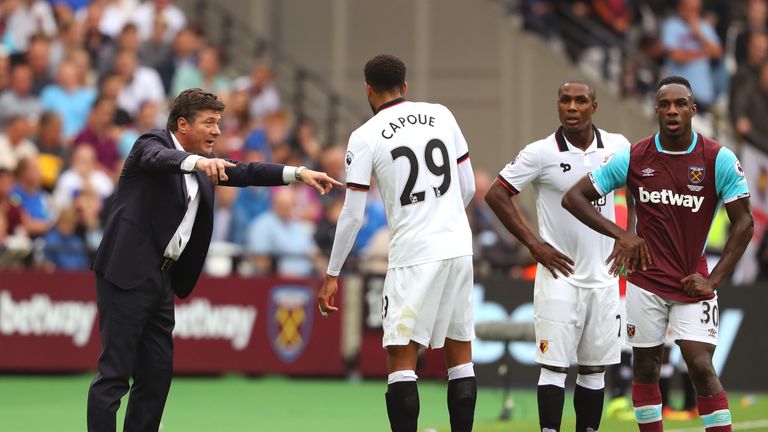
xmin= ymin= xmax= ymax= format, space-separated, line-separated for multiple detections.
xmin=485 ymin=180 xmax=574 ymax=278
xmin=681 ymin=198 xmax=754 ymax=297
xmin=608 ymin=188 xmax=637 ymax=276
xmin=562 ymin=175 xmax=652 ymax=273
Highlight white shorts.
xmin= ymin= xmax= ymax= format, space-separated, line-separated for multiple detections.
xmin=382 ymin=255 xmax=474 ymax=349
xmin=625 ymin=281 xmax=719 ymax=347
xmin=534 ymin=271 xmax=621 ymax=368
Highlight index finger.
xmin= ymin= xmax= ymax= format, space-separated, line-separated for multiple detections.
xmin=323 ymin=175 xmax=342 ymax=186
xmin=223 ymin=160 xmax=237 ymax=167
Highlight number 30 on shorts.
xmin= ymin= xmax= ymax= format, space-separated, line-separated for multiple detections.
xmin=700 ymin=300 xmax=719 ymax=326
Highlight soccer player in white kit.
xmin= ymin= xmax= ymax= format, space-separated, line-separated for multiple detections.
xmin=317 ymin=55 xmax=477 ymax=432
xmin=485 ymin=81 xmax=630 ymax=432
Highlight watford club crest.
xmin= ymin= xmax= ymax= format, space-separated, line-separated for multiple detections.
xmin=268 ymin=286 xmax=314 ymax=363
xmin=626 ymin=324 xmax=636 ymax=339
xmin=688 ymin=166 xmax=705 ymax=184
xmin=539 ymin=339 xmax=549 ymax=353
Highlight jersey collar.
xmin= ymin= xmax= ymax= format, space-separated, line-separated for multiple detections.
xmin=654 ymin=131 xmax=698 ymax=154
xmin=376 ymin=97 xmax=406 ymax=113
xmin=555 ymin=125 xmax=604 ymax=153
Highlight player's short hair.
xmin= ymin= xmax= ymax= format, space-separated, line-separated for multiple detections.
xmin=166 ymin=88 xmax=225 ymax=131
xmin=559 ymin=79 xmax=596 ymax=101
xmin=657 ymin=75 xmax=692 ymax=93
xmin=364 ymin=54 xmax=406 ymax=93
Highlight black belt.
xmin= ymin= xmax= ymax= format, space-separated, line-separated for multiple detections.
xmin=160 ymin=258 xmax=176 ymax=271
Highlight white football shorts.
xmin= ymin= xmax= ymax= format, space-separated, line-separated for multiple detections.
xmin=534 ymin=271 xmax=621 ymax=368
xmin=382 ymin=255 xmax=474 ymax=349
xmin=625 ymin=281 xmax=719 ymax=347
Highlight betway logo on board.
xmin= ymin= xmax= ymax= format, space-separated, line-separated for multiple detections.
xmin=638 ymin=187 xmax=704 ymax=213
xmin=174 ymin=299 xmax=257 ymax=350
xmin=0 ymin=291 xmax=97 ymax=346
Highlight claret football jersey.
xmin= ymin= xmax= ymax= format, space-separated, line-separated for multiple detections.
xmin=497 ymin=126 xmax=631 ymax=288
xmin=590 ymin=132 xmax=750 ymax=302
xmin=343 ymin=99 xmax=473 ymax=268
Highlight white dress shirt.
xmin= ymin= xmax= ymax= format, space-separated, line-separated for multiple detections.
xmin=163 ymin=133 xmax=202 ymax=260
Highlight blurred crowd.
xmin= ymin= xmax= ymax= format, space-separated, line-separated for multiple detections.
xmin=1 ymin=0 xmax=766 ymax=281
xmin=0 ymin=0 xmax=532 ymax=279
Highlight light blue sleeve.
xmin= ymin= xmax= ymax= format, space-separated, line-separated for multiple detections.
xmin=589 ymin=146 xmax=630 ymax=196
xmin=715 ymin=147 xmax=750 ymax=203
xmin=701 ymin=21 xmax=721 ymax=45
xmin=661 ymin=18 xmax=684 ymax=49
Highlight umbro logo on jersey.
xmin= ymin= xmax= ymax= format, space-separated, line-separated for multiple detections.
xmin=638 ymin=187 xmax=704 ymax=213
xmin=642 ymin=168 xmax=655 ymax=177
xmin=560 ymin=163 xmax=571 ymax=173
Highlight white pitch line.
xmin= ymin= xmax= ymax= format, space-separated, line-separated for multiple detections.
xmin=668 ymin=419 xmax=768 ymax=432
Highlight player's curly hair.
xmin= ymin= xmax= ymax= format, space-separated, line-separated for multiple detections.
xmin=166 ymin=88 xmax=225 ymax=131
xmin=364 ymin=54 xmax=406 ymax=93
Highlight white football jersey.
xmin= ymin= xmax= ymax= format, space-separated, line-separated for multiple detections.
xmin=345 ymin=99 xmax=473 ymax=268
xmin=497 ymin=127 xmax=631 ymax=288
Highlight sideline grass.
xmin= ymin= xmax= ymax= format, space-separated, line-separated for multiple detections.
xmin=0 ymin=374 xmax=766 ymax=431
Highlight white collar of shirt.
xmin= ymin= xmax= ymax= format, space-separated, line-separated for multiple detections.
xmin=163 ymin=132 xmax=201 ymax=260
xmin=564 ymin=132 xmax=599 ymax=154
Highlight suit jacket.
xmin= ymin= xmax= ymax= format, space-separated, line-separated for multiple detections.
xmin=92 ymin=129 xmax=286 ymax=298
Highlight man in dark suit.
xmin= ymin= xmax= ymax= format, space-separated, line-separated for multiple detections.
xmin=87 ymin=88 xmax=340 ymax=432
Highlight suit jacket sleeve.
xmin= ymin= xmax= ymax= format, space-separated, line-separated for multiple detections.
xmin=132 ymin=133 xmax=196 ymax=173
xmin=220 ymin=160 xmax=287 ymax=187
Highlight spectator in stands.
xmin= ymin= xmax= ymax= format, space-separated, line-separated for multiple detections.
xmin=81 ymin=1 xmax=112 ymax=66
xmin=468 ymin=170 xmax=529 ymax=277
xmin=246 ymin=186 xmax=319 ymax=277
xmin=171 ymin=46 xmax=232 ymax=99
xmin=24 ymin=34 xmax=53 ymax=95
xmin=735 ymin=0 xmax=768 ymax=67
xmin=733 ymin=61 xmax=768 ymax=154
xmin=42 ymin=205 xmax=89 ymax=270
xmin=0 ymin=49 xmax=10 ymax=93
xmin=522 ymin=0 xmax=558 ymax=42
xmin=72 ymin=96 xmax=119 ymax=172
xmin=234 ymin=62 xmax=281 ymax=126
xmin=99 ymin=0 xmax=139 ymax=39
xmin=661 ymin=0 xmax=723 ymax=113
xmin=52 ymin=144 xmax=114 ymax=212
xmin=211 ymin=185 xmax=237 ymax=243
xmin=34 ymin=111 xmax=68 ymax=191
xmin=289 ymin=117 xmax=322 ymax=169
xmin=314 ymin=195 xmax=343 ymax=264
xmin=138 ymin=16 xmax=175 ymax=92
xmin=98 ymin=22 xmax=141 ymax=75
xmin=73 ymin=187 xmax=103 ymax=261
xmin=113 ymin=48 xmax=165 ymax=115
xmin=40 ymin=58 xmax=97 ymax=139
xmin=0 ymin=63 xmax=42 ymax=127
xmin=116 ymin=100 xmax=162 ymax=158
xmin=228 ymin=147 xmax=272 ymax=247
xmin=0 ymin=115 xmax=37 ymax=171
xmin=2 ymin=0 xmax=57 ymax=55
xmin=10 ymin=157 xmax=52 ymax=237
xmin=49 ymin=18 xmax=85 ymax=74
xmin=132 ymin=0 xmax=187 ymax=43
xmin=167 ymin=26 xmax=202 ymax=90
xmin=730 ymin=32 xmax=768 ymax=123
xmin=0 ymin=167 xmax=23 ymax=236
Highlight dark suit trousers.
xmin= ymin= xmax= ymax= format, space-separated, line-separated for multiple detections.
xmin=87 ymin=268 xmax=175 ymax=432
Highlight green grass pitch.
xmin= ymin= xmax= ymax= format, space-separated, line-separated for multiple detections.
xmin=1 ymin=374 xmax=766 ymax=431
